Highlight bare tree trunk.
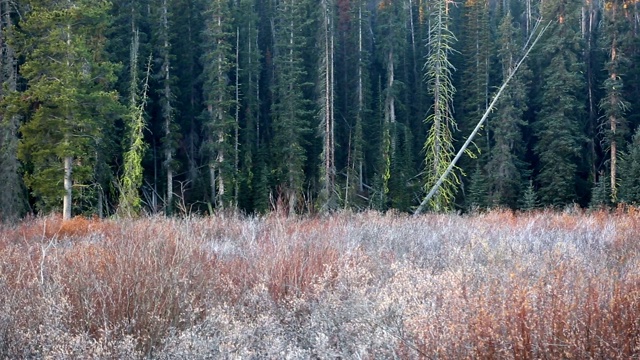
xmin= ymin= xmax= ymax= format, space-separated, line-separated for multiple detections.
xmin=610 ymin=3 xmax=618 ymax=201
xmin=321 ymin=0 xmax=336 ymax=209
xmin=63 ymin=156 xmax=73 ymax=220
xmin=235 ymin=27 xmax=240 ymax=206
xmin=357 ymin=3 xmax=364 ymax=193
xmin=162 ymin=0 xmax=174 ymax=214
xmin=386 ymin=48 xmax=396 ymax=149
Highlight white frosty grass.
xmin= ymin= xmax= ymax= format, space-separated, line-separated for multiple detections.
xmin=0 ymin=210 xmax=638 ymax=358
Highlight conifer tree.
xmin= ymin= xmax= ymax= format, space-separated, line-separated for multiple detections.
xmin=171 ymin=0 xmax=205 ymax=198
xmin=423 ymin=0 xmax=459 ymax=211
xmin=0 ymin=0 xmax=26 ymax=221
xmin=485 ymin=10 xmax=530 ymax=208
xmin=376 ymin=0 xmax=406 ymax=210
xmin=318 ymin=0 xmax=337 ymax=211
xmin=202 ymin=0 xmax=236 ymax=209
xmin=270 ymin=0 xmax=311 ymax=213
xmin=235 ymin=0 xmax=262 ymax=212
xmin=154 ymin=0 xmax=179 ymax=214
xmin=599 ymin=0 xmax=631 ymax=203
xmin=458 ymin=0 xmax=491 ymax=208
xmin=534 ymin=0 xmax=586 ymax=206
xmin=343 ymin=0 xmax=372 ymax=210
xmin=619 ymin=126 xmax=640 ymax=204
xmin=17 ymin=0 xmax=122 ymax=219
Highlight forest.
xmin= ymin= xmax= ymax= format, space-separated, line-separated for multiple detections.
xmin=1 ymin=0 xmax=640 ymax=220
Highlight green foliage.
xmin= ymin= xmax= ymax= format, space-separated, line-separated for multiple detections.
xmin=484 ymin=11 xmax=530 ymax=209
xmin=201 ymin=0 xmax=237 ymax=209
xmin=534 ymin=0 xmax=586 ymax=207
xmin=423 ymin=0 xmax=459 ymax=211
xmin=119 ymin=55 xmax=152 ymax=217
xmin=17 ymin=0 xmax=123 ymax=215
xmin=467 ymin=163 xmax=488 ymax=209
xmin=619 ymin=127 xmax=640 ymax=204
xmin=270 ymin=0 xmax=312 ymax=213
xmin=589 ymin=173 xmax=611 ymax=209
xmin=520 ymin=180 xmax=539 ymax=211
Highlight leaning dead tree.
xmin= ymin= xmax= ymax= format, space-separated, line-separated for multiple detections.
xmin=415 ymin=19 xmax=550 ymax=215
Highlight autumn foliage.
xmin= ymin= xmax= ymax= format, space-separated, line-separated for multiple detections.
xmin=0 ymin=209 xmax=639 ymax=358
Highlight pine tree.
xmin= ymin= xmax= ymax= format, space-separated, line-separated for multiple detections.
xmin=423 ymin=0 xmax=459 ymax=211
xmin=520 ymin=179 xmax=539 ymax=211
xmin=619 ymin=126 xmax=640 ymax=204
xmin=202 ymin=0 xmax=236 ymax=210
xmin=235 ymin=0 xmax=262 ymax=212
xmin=484 ymin=10 xmax=530 ymax=208
xmin=0 ymin=0 xmax=26 ymax=221
xmin=376 ymin=0 xmax=407 ymax=210
xmin=270 ymin=0 xmax=311 ymax=213
xmin=154 ymin=0 xmax=180 ymax=214
xmin=534 ymin=0 xmax=586 ymax=207
xmin=343 ymin=0 xmax=372 ymax=210
xmin=119 ymin=53 xmax=152 ymax=217
xmin=17 ymin=0 xmax=123 ymax=219
xmin=458 ymin=0 xmax=491 ymax=209
xmin=590 ymin=171 xmax=611 ymax=209
xmin=599 ymin=0 xmax=631 ymax=203
xmin=318 ymin=0 xmax=337 ymax=211
xmin=171 ymin=0 xmax=206 ymax=205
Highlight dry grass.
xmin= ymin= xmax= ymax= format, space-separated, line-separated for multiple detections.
xmin=0 ymin=209 xmax=639 ymax=358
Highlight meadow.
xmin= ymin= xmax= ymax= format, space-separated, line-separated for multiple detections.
xmin=0 ymin=209 xmax=639 ymax=359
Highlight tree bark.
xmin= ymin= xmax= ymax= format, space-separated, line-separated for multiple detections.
xmin=63 ymin=156 xmax=73 ymax=220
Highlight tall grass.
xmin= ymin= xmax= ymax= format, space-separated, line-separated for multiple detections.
xmin=0 ymin=209 xmax=638 ymax=358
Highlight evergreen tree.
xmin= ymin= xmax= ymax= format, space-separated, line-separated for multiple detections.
xmin=318 ymin=0 xmax=337 ymax=211
xmin=485 ymin=10 xmax=530 ymax=208
xmin=590 ymin=171 xmax=611 ymax=209
xmin=0 ymin=0 xmax=26 ymax=221
xmin=270 ymin=0 xmax=311 ymax=213
xmin=458 ymin=0 xmax=491 ymax=208
xmin=534 ymin=0 xmax=586 ymax=207
xmin=423 ymin=0 xmax=459 ymax=211
xmin=235 ymin=0 xmax=262 ymax=212
xmin=119 ymin=53 xmax=151 ymax=218
xmin=171 ymin=0 xmax=205 ymax=206
xmin=619 ymin=126 xmax=640 ymax=204
xmin=599 ymin=0 xmax=631 ymax=203
xmin=17 ymin=0 xmax=122 ymax=219
xmin=376 ymin=0 xmax=407 ymax=210
xmin=342 ymin=0 xmax=372 ymax=210
xmin=153 ymin=0 xmax=180 ymax=214
xmin=202 ymin=0 xmax=236 ymax=209
xmin=520 ymin=179 xmax=539 ymax=211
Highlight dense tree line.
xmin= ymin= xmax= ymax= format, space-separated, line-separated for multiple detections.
xmin=1 ymin=0 xmax=640 ymax=220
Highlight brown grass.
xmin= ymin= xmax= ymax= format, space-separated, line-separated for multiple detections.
xmin=0 ymin=209 xmax=639 ymax=358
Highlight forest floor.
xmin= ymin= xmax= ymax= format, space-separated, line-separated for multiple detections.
xmin=0 ymin=209 xmax=639 ymax=359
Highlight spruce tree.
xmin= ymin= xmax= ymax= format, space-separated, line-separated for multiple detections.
xmin=599 ymin=0 xmax=631 ymax=203
xmin=458 ymin=0 xmax=491 ymax=209
xmin=485 ymin=10 xmax=530 ymax=208
xmin=343 ymin=0 xmax=372 ymax=210
xmin=423 ymin=0 xmax=459 ymax=211
xmin=619 ymin=126 xmax=640 ymax=204
xmin=534 ymin=0 xmax=586 ymax=207
xmin=318 ymin=0 xmax=337 ymax=211
xmin=202 ymin=0 xmax=236 ymax=210
xmin=0 ymin=0 xmax=26 ymax=221
xmin=376 ymin=0 xmax=407 ymax=210
xmin=270 ymin=0 xmax=311 ymax=213
xmin=235 ymin=0 xmax=262 ymax=212
xmin=17 ymin=0 xmax=122 ymax=219
xmin=154 ymin=0 xmax=180 ymax=214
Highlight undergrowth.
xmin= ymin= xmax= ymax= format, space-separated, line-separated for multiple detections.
xmin=0 ymin=209 xmax=638 ymax=358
